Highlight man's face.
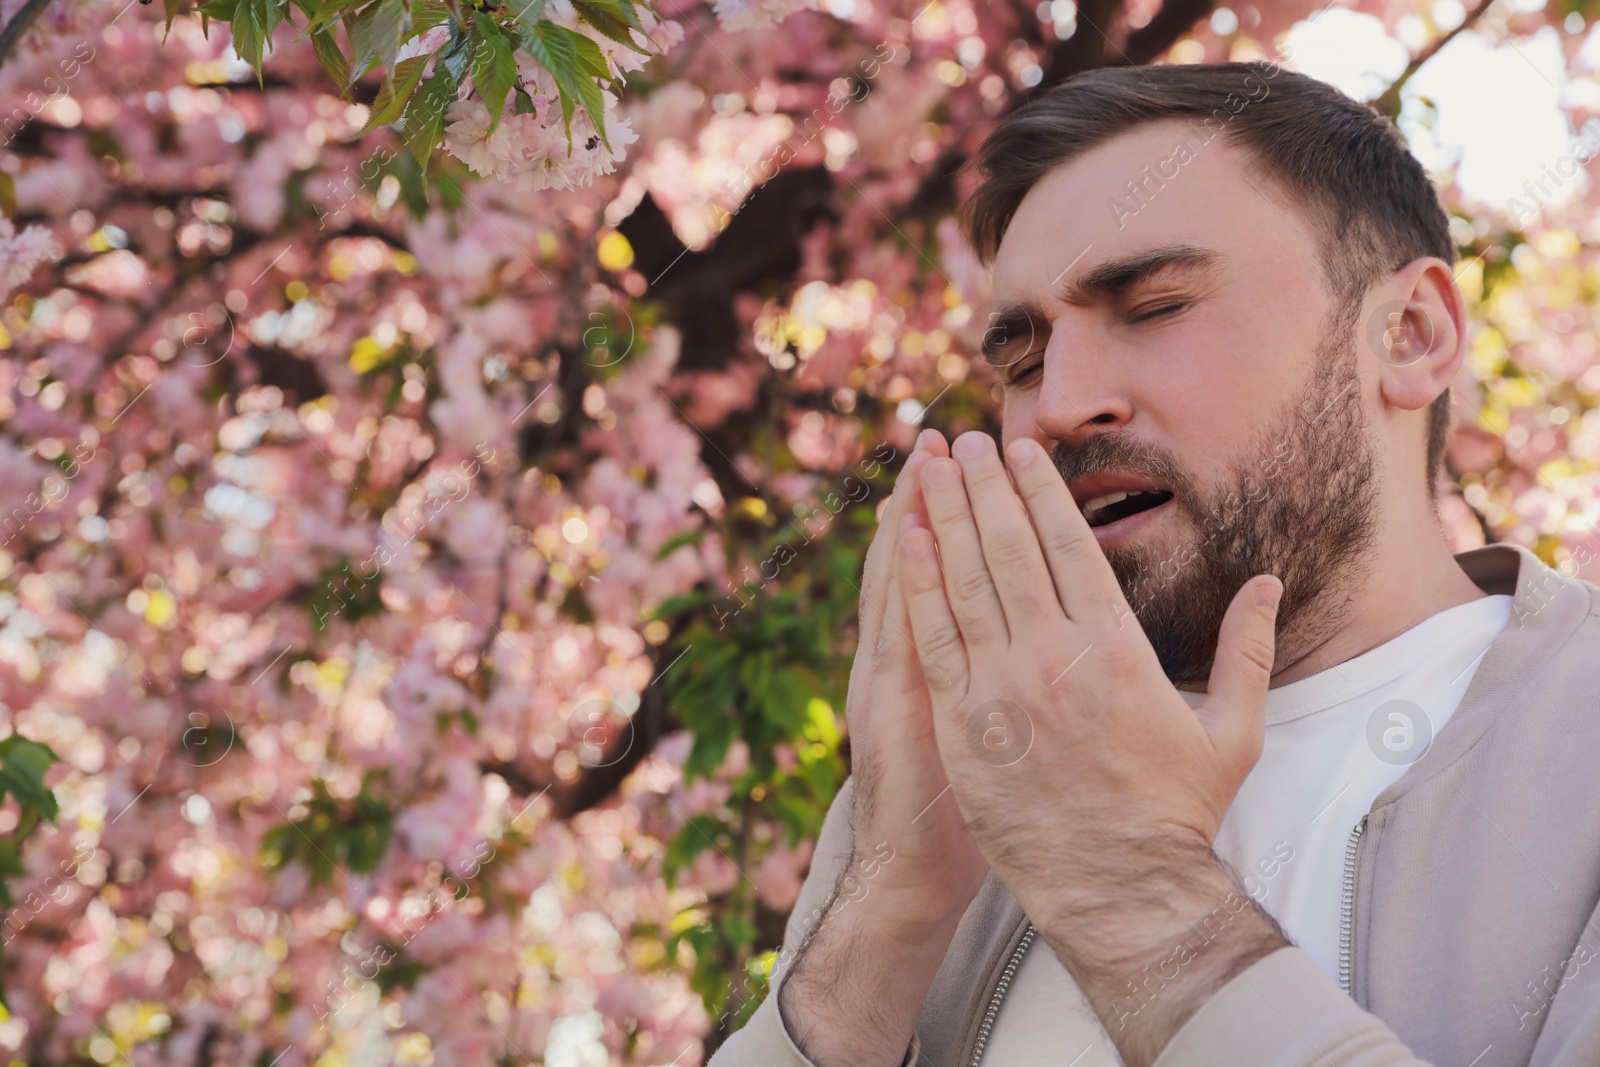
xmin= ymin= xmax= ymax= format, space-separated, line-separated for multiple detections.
xmin=987 ymin=120 xmax=1379 ymax=686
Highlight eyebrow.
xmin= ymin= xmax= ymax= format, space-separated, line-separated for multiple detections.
xmin=1057 ymin=244 xmax=1222 ymax=305
xmin=981 ymin=244 xmax=1223 ymax=368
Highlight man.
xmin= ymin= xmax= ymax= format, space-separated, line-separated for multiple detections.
xmin=709 ymin=62 xmax=1600 ymax=1067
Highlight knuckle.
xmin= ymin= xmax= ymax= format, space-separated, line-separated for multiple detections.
xmin=986 ymin=533 xmax=1035 ymax=570
xmin=1235 ymin=630 xmax=1276 ymax=673
xmin=1046 ymin=526 xmax=1097 ymax=566
xmin=916 ymin=621 xmax=965 ymax=676
xmin=1036 ymin=644 xmax=1083 ymax=687
xmin=953 ymin=567 xmax=996 ymax=606
xmin=1094 ymin=626 xmax=1149 ymax=677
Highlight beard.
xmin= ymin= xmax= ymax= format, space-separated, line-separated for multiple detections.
xmin=1049 ymin=309 xmax=1379 ymax=688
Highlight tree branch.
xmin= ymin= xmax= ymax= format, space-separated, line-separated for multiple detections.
xmin=1118 ymin=0 xmax=1216 ymax=66
xmin=0 ymin=0 xmax=51 ymax=73
xmin=1373 ymin=0 xmax=1496 ymax=117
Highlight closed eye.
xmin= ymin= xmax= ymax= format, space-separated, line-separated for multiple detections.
xmin=1130 ymin=301 xmax=1187 ymax=323
xmin=1006 ymin=360 xmax=1043 ymax=386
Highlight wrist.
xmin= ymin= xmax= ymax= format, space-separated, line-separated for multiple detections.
xmin=1032 ymin=835 xmax=1288 ymax=1067
xmin=778 ymin=882 xmax=961 ymax=1067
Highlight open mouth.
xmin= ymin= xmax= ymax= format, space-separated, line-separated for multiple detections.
xmin=1082 ymin=489 xmax=1175 ymax=529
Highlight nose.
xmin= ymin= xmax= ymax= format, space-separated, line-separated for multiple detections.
xmin=1029 ymin=336 xmax=1135 ymax=448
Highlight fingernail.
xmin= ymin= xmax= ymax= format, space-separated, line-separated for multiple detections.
xmin=915 ymin=429 xmax=934 ymax=452
xmin=953 ymin=433 xmax=990 ymax=459
xmin=923 ymin=458 xmax=957 ymax=487
xmin=1006 ymin=439 xmax=1035 ymax=468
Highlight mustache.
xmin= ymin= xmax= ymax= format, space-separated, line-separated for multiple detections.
xmin=1048 ymin=431 xmax=1196 ymax=501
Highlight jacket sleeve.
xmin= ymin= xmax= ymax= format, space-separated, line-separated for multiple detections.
xmin=705 ymin=777 xmax=922 ymax=1067
xmin=1152 ymin=948 xmax=1435 ymax=1067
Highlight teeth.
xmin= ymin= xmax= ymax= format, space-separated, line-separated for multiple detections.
xmin=1081 ymin=489 xmax=1168 ymax=523
xmin=1083 ymin=491 xmax=1130 ymax=514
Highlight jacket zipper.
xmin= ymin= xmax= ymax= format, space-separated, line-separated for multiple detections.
xmin=968 ymin=922 xmax=1036 ymax=1067
xmin=1338 ymin=815 xmax=1368 ymax=996
xmin=968 ymin=825 xmax=1367 ymax=1064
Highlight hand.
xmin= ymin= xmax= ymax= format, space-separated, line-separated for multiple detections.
xmin=778 ymin=430 xmax=989 ymax=1067
xmin=838 ymin=429 xmax=989 ymax=933
xmin=898 ymin=431 xmax=1287 ymax=1065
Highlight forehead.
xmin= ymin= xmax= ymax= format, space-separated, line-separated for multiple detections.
xmin=990 ymin=119 xmax=1321 ymax=306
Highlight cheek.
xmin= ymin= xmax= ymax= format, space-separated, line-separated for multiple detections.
xmin=1153 ymin=325 xmax=1302 ymax=464
xmin=1000 ymin=395 xmax=1045 ymax=451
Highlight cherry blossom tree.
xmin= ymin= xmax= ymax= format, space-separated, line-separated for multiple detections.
xmin=0 ymin=0 xmax=1595 ymax=1062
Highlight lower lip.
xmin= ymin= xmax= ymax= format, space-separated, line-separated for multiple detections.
xmin=1089 ymin=498 xmax=1174 ymax=550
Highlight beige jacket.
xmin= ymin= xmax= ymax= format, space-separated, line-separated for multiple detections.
xmin=708 ymin=543 xmax=1600 ymax=1067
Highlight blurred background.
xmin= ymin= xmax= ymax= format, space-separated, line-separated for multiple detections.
xmin=0 ymin=0 xmax=1594 ymax=1062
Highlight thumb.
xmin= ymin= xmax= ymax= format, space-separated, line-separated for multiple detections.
xmin=1198 ymin=575 xmax=1283 ymax=771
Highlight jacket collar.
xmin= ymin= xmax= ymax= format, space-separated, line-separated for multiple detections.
xmin=1370 ymin=542 xmax=1596 ymax=810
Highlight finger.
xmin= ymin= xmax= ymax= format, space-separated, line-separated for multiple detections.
xmin=1003 ymin=436 xmax=1132 ymax=625
xmin=873 ymin=512 xmax=948 ymax=698
xmin=858 ymin=444 xmax=933 ymax=657
xmin=1198 ymin=575 xmax=1282 ymax=779
xmin=949 ymin=431 xmax=1060 ymax=632
xmin=904 ymin=429 xmax=948 ymax=533
xmin=919 ymin=455 xmax=1009 ymax=648
xmin=898 ymin=522 xmax=970 ymax=699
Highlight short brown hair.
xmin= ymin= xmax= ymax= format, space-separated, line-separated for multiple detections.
xmin=963 ymin=62 xmax=1456 ymax=498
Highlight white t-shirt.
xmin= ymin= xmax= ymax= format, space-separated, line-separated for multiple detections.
xmin=980 ymin=592 xmax=1514 ymax=1067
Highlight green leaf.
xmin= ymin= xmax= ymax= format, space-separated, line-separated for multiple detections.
xmin=301 ymin=0 xmax=363 ymax=35
xmin=349 ymin=0 xmax=413 ymax=86
xmin=615 ymin=0 xmax=643 ymax=30
xmin=361 ymin=52 xmax=430 ymax=133
xmin=435 ymin=21 xmax=477 ymax=83
xmin=648 ymin=590 xmax=708 ymax=620
xmin=504 ymin=0 xmax=548 ymax=41
xmin=569 ymin=29 xmax=610 ymax=82
xmin=470 ymin=13 xmax=518 ymax=133
xmin=684 ymin=714 xmax=736 ymax=780
xmin=0 ymin=736 xmax=59 ymax=822
xmin=264 ymin=0 xmax=287 ymax=39
xmin=407 ymin=0 xmax=450 ymax=39
xmin=571 ymin=0 xmax=649 ymax=55
xmin=663 ymin=814 xmax=726 ymax=883
xmin=765 ymin=666 xmax=811 ymax=734
xmin=399 ymin=68 xmax=457 ymax=171
xmin=0 ymin=838 xmax=24 ymax=908
xmin=311 ymin=27 xmax=353 ymax=95
xmin=163 ymin=0 xmax=189 ymax=38
xmin=512 ymin=84 xmax=537 ymax=114
xmin=654 ymin=530 xmax=703 ymax=561
xmin=226 ymin=0 xmax=272 ymax=84
xmin=523 ymin=21 xmax=611 ymax=153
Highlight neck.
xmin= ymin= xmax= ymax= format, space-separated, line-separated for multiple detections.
xmin=1267 ymin=502 xmax=1488 ymax=688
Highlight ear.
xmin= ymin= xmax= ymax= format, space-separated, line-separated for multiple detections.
xmin=1364 ymin=256 xmax=1467 ymax=418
